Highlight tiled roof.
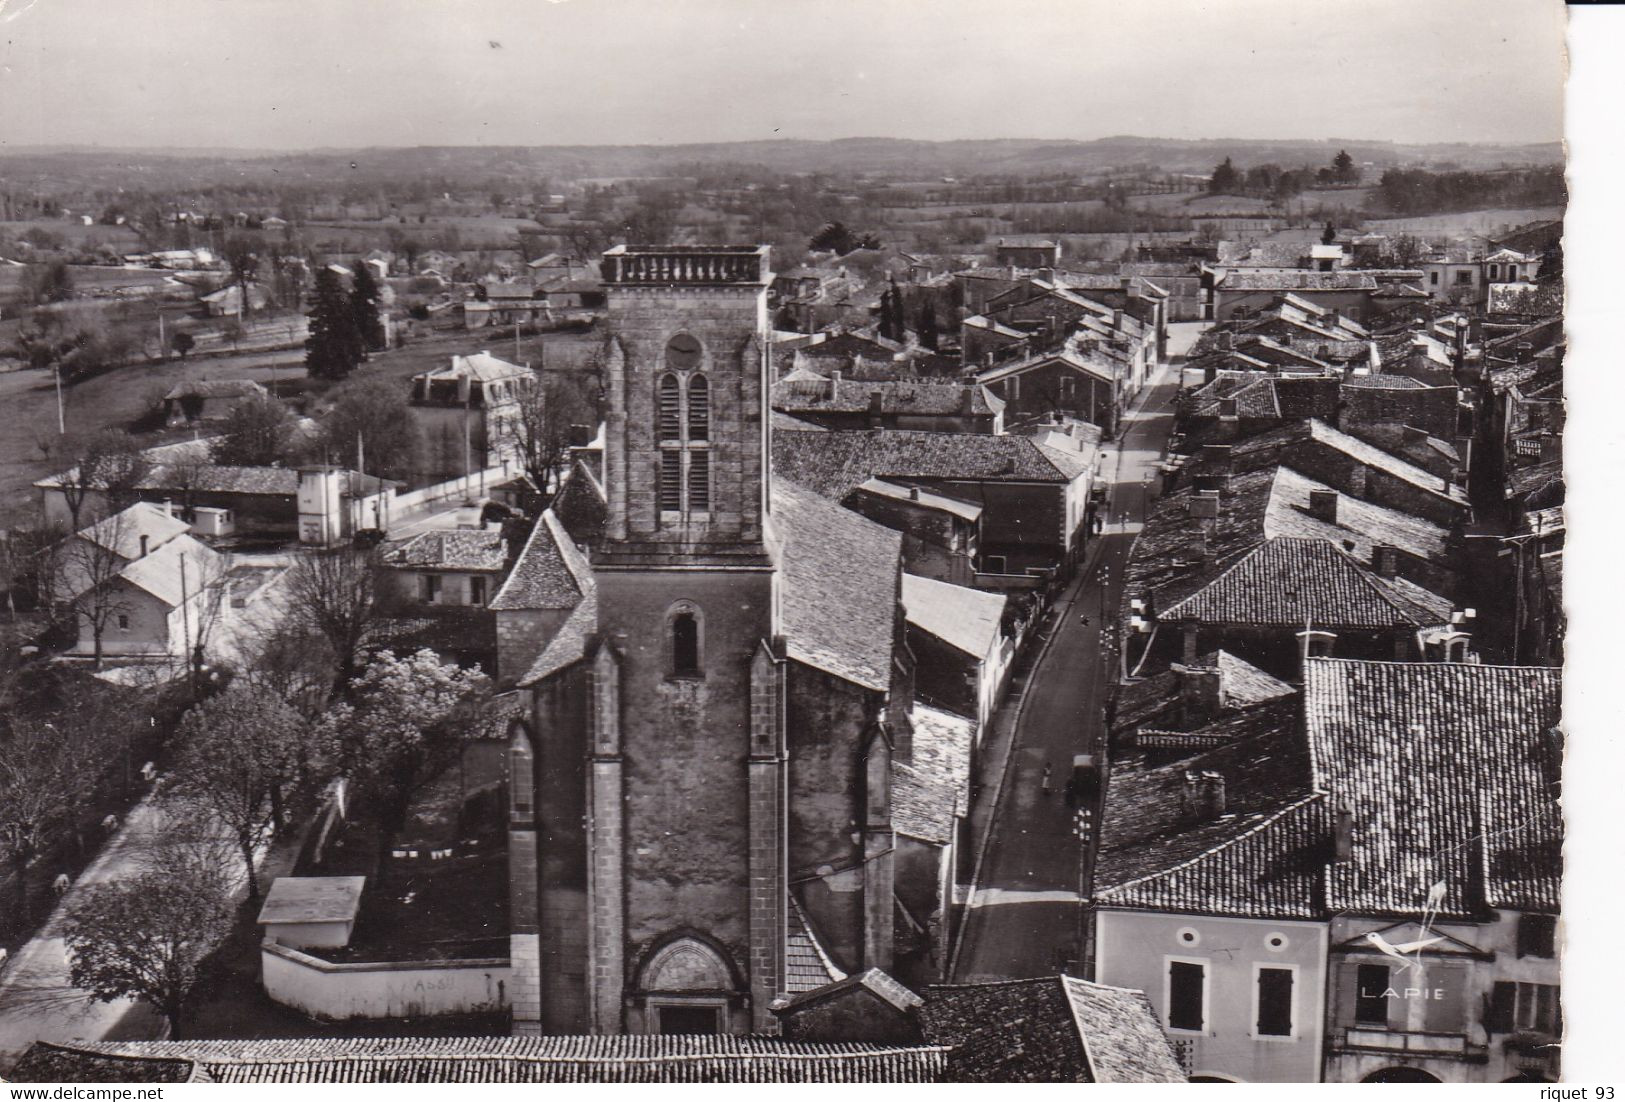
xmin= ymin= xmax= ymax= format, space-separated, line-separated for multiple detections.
xmin=902 ymin=573 xmax=1005 ymax=660
xmin=1219 ymin=271 xmax=1377 ymax=291
xmin=1060 ymin=978 xmax=1188 ymax=1084
xmin=1114 ymin=650 xmax=1296 ymax=733
xmin=139 ymin=464 xmax=301 ymax=496
xmin=786 ymin=894 xmax=848 ymax=994
xmin=893 ymin=703 xmax=975 ymax=844
xmin=1097 ymin=796 xmax=1328 ymax=920
xmin=1505 ymin=458 xmax=1563 ymax=505
xmin=1094 ymin=699 xmax=1313 ymax=914
xmin=1157 ymin=537 xmax=1443 ymax=629
xmin=383 ymin=529 xmax=508 ymax=572
xmin=771 ymin=378 xmax=1002 ymax=417
xmin=551 ymin=459 xmax=608 ymax=543
xmin=9 ymin=1044 xmax=211 ymax=1083
xmin=1303 ymin=658 xmax=1562 ymax=917
xmin=60 ymin=1038 xmax=950 ymax=1083
xmin=975 ymin=346 xmax=1119 ymax=388
xmin=116 ymin=535 xmax=221 ymax=607
xmin=773 ymin=478 xmax=902 ymax=692
xmin=1342 ymin=373 xmax=1426 ymax=389
xmin=1220 ymin=419 xmax=1469 ymax=507
xmin=75 ymin=501 xmax=190 ymax=558
xmin=919 ymin=976 xmax=1184 ymax=1083
xmin=489 ymin=511 xmax=589 ymax=611
xmin=850 ymin=478 xmax=982 ymax=522
xmin=1262 ymin=467 xmax=1450 ymax=566
xmin=772 ymin=430 xmax=1077 ymax=503
xmin=418 ymin=351 xmax=533 ymax=383
xmin=517 ymin=589 xmax=597 ymax=686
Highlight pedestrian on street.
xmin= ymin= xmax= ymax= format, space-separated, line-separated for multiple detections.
xmin=1041 ymin=760 xmax=1054 ymax=795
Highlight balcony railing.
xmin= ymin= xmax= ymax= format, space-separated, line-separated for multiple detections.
xmin=1334 ymin=1027 xmax=1487 ymax=1061
xmin=601 ymin=245 xmax=770 ymax=286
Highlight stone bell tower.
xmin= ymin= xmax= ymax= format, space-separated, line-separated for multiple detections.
xmin=584 ymin=245 xmax=788 ymax=1035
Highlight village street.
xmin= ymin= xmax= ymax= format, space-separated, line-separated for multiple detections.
xmin=949 ymin=323 xmax=1198 ymax=983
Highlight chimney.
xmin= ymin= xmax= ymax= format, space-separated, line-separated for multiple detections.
xmin=1308 ymin=489 xmax=1339 ymax=525
xmin=1217 ymin=331 xmax=1234 ymax=352
xmin=1112 ymin=308 xmax=1124 ymax=331
xmin=907 ymin=485 xmax=920 ymax=501
xmin=1218 ymin=397 xmax=1238 ymax=418
xmin=1172 ymin=662 xmax=1222 ymax=726
xmin=1329 ymin=308 xmax=1342 ymax=327
xmin=1200 ymin=443 xmax=1234 ymax=472
xmin=1187 ymin=491 xmax=1220 ymax=520
xmin=867 ymin=391 xmax=885 ymax=427
xmin=1516 ymin=341 xmax=1534 ymax=363
xmin=139 ymin=534 xmax=149 ymax=558
xmin=1373 ymin=545 xmax=1399 ymax=578
xmin=1408 ymin=340 xmax=1430 ymax=377
xmin=1334 ymin=806 xmax=1355 ymax=861
xmin=961 ymin=386 xmax=976 ymax=415
xmin=828 ymin=369 xmax=842 ymax=401
xmin=1184 ymin=771 xmax=1226 ymax=820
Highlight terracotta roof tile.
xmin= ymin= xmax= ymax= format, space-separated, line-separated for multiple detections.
xmin=893 ymin=704 xmax=975 ymax=844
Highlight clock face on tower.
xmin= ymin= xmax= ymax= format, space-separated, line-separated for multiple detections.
xmin=666 ymin=333 xmax=702 ymax=371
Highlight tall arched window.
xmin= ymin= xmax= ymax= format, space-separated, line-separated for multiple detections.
xmin=655 ymin=336 xmax=712 ymax=519
xmin=669 ymin=602 xmax=703 ymax=678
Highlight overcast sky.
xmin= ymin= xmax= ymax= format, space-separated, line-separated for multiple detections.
xmin=0 ymin=0 xmax=1567 ymax=150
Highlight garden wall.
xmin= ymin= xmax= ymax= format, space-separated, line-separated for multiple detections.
xmin=260 ymin=940 xmax=510 ymax=1020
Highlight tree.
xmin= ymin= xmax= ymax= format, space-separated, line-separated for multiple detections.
xmin=221 ymin=236 xmax=258 ymax=318
xmin=1208 ymin=157 xmax=1239 ymax=194
xmin=165 ymin=686 xmax=319 ymax=901
xmin=511 ymin=372 xmax=595 ymax=502
xmin=1332 ymin=148 xmax=1358 ymax=185
xmin=305 ymin=267 xmax=364 ymax=380
xmin=50 ymin=431 xmax=152 ymax=529
xmin=170 ymin=330 xmax=195 ymax=361
xmin=316 ymin=649 xmax=490 ymax=849
xmin=48 ymin=511 xmax=135 ymax=670
xmin=209 ymin=392 xmax=294 ymax=467
xmin=317 ymin=375 xmax=421 ymax=481
xmin=286 ymin=546 xmax=382 ymax=695
xmin=0 ymin=718 xmax=77 ymax=934
xmin=21 ymin=260 xmax=73 ymax=306
xmin=62 ymin=843 xmax=235 ymax=1039
xmin=349 ymin=261 xmax=385 ymax=352
xmin=1537 ymin=240 xmax=1563 ymax=282
xmin=1391 ymin=233 xmax=1428 ymax=269
xmin=917 ymin=306 xmax=939 ymax=352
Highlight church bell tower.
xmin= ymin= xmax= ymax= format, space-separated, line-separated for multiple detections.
xmin=585 ymin=246 xmax=787 ymax=1035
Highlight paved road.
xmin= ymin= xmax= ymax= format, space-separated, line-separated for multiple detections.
xmin=0 ymin=793 xmax=258 ymax=1065
xmin=951 ymin=324 xmax=1200 ymax=982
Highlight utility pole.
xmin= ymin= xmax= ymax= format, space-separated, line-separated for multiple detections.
xmin=52 ymin=361 xmax=65 ymax=434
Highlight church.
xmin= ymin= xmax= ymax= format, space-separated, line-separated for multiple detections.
xmin=506 ymin=246 xmax=968 ymax=1036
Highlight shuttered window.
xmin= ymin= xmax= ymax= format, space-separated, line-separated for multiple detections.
xmin=654 ymin=366 xmax=712 ymax=519
xmin=1256 ymin=967 xmax=1294 ymax=1037
xmin=687 ymin=375 xmax=710 ymax=441
xmin=657 ymin=374 xmax=682 ymax=441
xmin=1168 ymin=960 xmax=1205 ymax=1032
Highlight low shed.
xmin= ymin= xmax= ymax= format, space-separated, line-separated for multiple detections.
xmin=257 ymin=876 xmax=365 ymax=950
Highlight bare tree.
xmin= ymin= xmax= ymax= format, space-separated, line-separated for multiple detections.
xmin=48 ymin=510 xmax=137 ymax=671
xmin=0 ymin=718 xmax=74 ymax=935
xmin=511 ymin=372 xmax=595 ymax=503
xmin=286 ymin=546 xmax=382 ymax=695
xmin=48 ymin=432 xmax=152 ymax=530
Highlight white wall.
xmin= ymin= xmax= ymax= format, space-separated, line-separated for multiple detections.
xmin=261 ymin=941 xmax=510 ymax=1020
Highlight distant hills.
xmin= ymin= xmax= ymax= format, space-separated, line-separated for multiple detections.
xmin=0 ymin=135 xmax=1563 ymax=187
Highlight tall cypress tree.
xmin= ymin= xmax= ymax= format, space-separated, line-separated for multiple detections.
xmin=350 ymin=261 xmax=385 ymax=352
xmin=306 ymin=268 xmax=364 ymax=380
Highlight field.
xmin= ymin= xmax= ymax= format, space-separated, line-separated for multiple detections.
xmin=1364 ymin=206 xmax=1564 ymax=237
xmin=0 ymin=322 xmax=605 ymax=526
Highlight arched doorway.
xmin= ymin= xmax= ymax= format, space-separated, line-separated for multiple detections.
xmin=632 ymin=935 xmax=743 ymax=1035
xmin=1363 ymin=1067 xmax=1442 ymax=1083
